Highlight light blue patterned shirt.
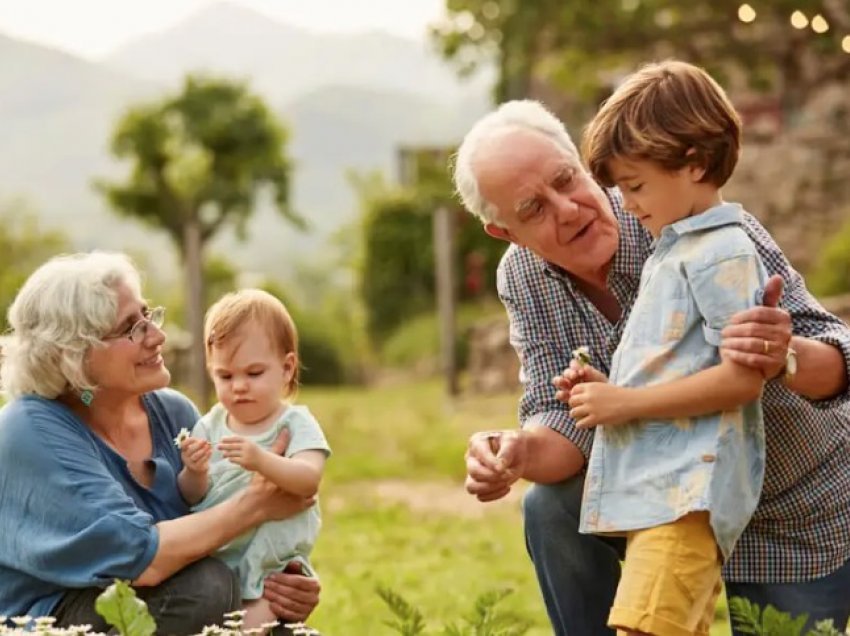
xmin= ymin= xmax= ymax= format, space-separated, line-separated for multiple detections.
xmin=579 ymin=203 xmax=768 ymax=559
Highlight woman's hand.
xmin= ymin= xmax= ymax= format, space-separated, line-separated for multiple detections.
xmin=263 ymin=561 xmax=321 ymax=621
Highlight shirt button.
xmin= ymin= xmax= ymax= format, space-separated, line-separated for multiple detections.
xmin=701 ymin=454 xmax=716 ymax=463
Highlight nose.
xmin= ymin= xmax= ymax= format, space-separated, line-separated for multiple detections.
xmin=233 ymin=377 xmax=248 ymax=393
xmin=550 ymin=191 xmax=580 ymax=225
xmin=142 ymin=321 xmax=166 ymax=347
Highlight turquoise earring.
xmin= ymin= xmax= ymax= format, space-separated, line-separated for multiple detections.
xmin=80 ymin=390 xmax=94 ymax=407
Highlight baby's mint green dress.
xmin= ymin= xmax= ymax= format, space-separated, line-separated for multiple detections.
xmin=192 ymin=403 xmax=331 ymax=599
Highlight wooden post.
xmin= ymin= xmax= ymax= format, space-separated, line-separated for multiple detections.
xmin=433 ymin=205 xmax=459 ymax=395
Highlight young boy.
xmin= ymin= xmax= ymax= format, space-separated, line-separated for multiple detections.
xmin=558 ymin=60 xmax=769 ymax=635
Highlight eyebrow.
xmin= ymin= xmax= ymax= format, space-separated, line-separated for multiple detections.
xmin=514 ymin=166 xmax=574 ymax=214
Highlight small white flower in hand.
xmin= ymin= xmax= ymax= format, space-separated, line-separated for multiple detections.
xmin=173 ymin=428 xmax=191 ymax=449
xmin=572 ymin=345 xmax=591 ymax=368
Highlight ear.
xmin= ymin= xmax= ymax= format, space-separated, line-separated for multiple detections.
xmin=484 ymin=223 xmax=515 ymax=243
xmin=684 ymin=148 xmax=707 ymax=182
xmin=281 ymin=352 xmax=297 ymax=382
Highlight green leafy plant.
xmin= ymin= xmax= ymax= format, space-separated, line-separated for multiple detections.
xmin=729 ymin=597 xmax=846 ymax=636
xmin=94 ymin=581 xmax=155 ymax=636
xmin=377 ymin=585 xmax=530 ymax=636
xmin=0 ymin=580 xmax=317 ymax=635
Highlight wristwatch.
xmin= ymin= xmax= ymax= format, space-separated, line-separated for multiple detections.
xmin=783 ymin=347 xmax=798 ymax=383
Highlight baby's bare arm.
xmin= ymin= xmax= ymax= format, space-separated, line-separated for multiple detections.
xmin=255 ymin=449 xmax=326 ymax=498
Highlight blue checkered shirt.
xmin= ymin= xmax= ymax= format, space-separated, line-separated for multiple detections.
xmin=498 ymin=189 xmax=850 ymax=582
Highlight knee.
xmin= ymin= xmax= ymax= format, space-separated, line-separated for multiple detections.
xmin=185 ymin=558 xmax=241 ymax=622
xmin=522 ymin=477 xmax=583 ymax=536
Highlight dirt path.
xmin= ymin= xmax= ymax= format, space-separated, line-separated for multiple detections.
xmin=325 ymin=479 xmax=527 ymax=518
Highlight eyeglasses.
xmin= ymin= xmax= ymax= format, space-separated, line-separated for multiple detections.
xmin=105 ymin=306 xmax=166 ymax=345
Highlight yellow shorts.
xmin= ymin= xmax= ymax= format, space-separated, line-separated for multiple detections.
xmin=609 ymin=512 xmax=722 ymax=636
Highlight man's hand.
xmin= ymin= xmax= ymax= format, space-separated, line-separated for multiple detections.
xmin=568 ymin=383 xmax=634 ymax=429
xmin=464 ymin=429 xmax=528 ymax=502
xmin=180 ymin=437 xmax=211 ymax=473
xmin=219 ymin=436 xmax=266 ymax=471
xmin=553 ymin=360 xmax=609 ymax=403
xmin=721 ymin=274 xmax=791 ymax=380
xmin=263 ymin=561 xmax=320 ymax=622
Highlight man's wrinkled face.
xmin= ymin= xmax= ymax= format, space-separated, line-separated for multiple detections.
xmin=474 ymin=128 xmax=620 ymax=279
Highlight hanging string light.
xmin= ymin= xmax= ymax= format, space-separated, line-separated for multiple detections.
xmin=737 ymin=4 xmax=756 ymax=23
xmin=790 ymin=10 xmax=809 ymax=29
xmin=811 ymin=14 xmax=829 ymax=33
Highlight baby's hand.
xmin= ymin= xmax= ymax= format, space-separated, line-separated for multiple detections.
xmin=181 ymin=437 xmax=212 ymax=473
xmin=553 ymin=360 xmax=609 ymax=403
xmin=219 ymin=436 xmax=265 ymax=471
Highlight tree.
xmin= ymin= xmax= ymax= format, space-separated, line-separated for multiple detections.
xmin=432 ymin=0 xmax=850 ymax=117
xmin=0 ymin=199 xmax=68 ymax=332
xmin=96 ymin=75 xmax=300 ymax=405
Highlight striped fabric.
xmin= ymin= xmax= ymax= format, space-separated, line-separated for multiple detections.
xmin=497 ymin=189 xmax=850 ymax=582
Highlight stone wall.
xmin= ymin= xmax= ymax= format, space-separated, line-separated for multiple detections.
xmin=725 ymin=83 xmax=850 ymax=274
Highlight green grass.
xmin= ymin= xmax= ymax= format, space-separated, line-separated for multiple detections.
xmin=299 ymin=380 xmax=733 ymax=635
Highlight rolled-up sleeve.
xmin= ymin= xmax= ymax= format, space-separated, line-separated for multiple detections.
xmin=744 ymin=213 xmax=850 ymax=408
xmin=498 ymin=256 xmax=595 ymax=458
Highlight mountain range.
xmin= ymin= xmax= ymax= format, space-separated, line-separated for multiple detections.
xmin=0 ymin=1 xmax=492 ymax=280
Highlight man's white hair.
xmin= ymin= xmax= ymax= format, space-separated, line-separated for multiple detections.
xmin=1 ymin=251 xmax=142 ymax=399
xmin=453 ymin=100 xmax=580 ymax=225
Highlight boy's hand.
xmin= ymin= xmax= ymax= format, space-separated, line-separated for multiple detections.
xmin=568 ymin=383 xmax=634 ymax=429
xmin=219 ymin=436 xmax=266 ymax=471
xmin=180 ymin=437 xmax=211 ymax=473
xmin=553 ymin=360 xmax=609 ymax=403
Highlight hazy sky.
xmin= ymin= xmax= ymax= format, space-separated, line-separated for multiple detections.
xmin=0 ymin=0 xmax=447 ymax=59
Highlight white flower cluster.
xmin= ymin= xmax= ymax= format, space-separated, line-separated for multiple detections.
xmin=0 ymin=614 xmax=320 ymax=636
xmin=0 ymin=615 xmax=103 ymax=635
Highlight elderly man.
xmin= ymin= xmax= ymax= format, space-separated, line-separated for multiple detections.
xmin=455 ymin=100 xmax=850 ymax=635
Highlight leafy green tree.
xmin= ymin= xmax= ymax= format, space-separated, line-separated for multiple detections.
xmin=0 ymin=199 xmax=68 ymax=331
xmin=433 ymin=0 xmax=850 ymax=115
xmin=95 ymin=75 xmax=299 ymax=404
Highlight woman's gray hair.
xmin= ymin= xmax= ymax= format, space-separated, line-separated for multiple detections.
xmin=1 ymin=251 xmax=142 ymax=399
xmin=453 ymin=100 xmax=580 ymax=225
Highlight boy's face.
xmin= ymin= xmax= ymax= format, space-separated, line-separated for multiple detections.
xmin=608 ymin=156 xmax=711 ymax=238
xmin=208 ymin=320 xmax=295 ymax=427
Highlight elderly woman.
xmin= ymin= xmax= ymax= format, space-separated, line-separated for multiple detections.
xmin=0 ymin=252 xmax=320 ymax=632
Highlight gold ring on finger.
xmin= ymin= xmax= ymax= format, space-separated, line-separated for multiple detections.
xmin=763 ymin=339 xmax=770 ymax=354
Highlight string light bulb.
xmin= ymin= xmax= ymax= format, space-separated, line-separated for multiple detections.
xmin=790 ymin=10 xmax=808 ymax=29
xmin=811 ymin=14 xmax=829 ymax=33
xmin=738 ymin=4 xmax=756 ymax=23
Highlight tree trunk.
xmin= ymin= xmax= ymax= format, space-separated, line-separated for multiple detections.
xmin=183 ymin=216 xmax=209 ymax=409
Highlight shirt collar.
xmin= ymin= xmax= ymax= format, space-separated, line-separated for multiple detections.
xmin=662 ymin=202 xmax=744 ymax=239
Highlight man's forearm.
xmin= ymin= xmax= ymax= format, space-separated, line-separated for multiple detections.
xmin=786 ymin=335 xmax=848 ymax=399
xmin=520 ymin=425 xmax=586 ymax=483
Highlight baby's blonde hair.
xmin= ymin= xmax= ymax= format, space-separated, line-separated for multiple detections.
xmin=204 ymin=289 xmax=299 ymax=396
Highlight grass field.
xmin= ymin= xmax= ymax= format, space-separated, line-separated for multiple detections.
xmin=299 ymin=380 xmax=734 ymax=635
